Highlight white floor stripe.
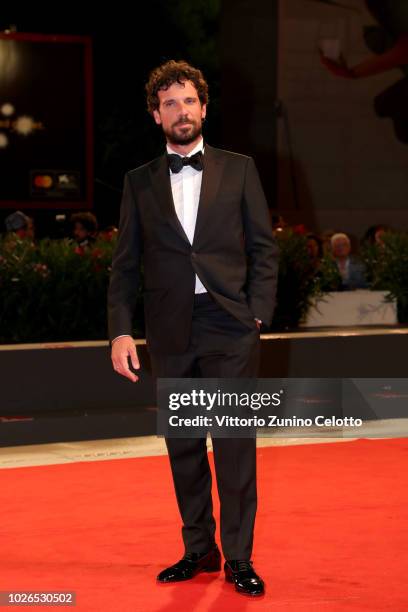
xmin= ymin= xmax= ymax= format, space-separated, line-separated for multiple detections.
xmin=0 ymin=419 xmax=406 ymax=469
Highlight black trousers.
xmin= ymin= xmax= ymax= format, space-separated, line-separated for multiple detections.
xmin=149 ymin=292 xmax=260 ymax=561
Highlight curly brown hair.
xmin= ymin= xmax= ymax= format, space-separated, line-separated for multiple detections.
xmin=145 ymin=60 xmax=209 ymax=115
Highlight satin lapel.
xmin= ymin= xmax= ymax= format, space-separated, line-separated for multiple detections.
xmin=148 ymin=154 xmax=190 ymax=245
xmin=192 ymin=145 xmax=224 ymax=248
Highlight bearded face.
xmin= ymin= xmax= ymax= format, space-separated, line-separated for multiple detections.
xmin=153 ymin=80 xmax=206 ymax=147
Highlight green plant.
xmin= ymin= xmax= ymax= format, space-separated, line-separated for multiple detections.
xmin=0 ymin=235 xmax=144 ymax=343
xmin=362 ymin=232 xmax=408 ymax=322
xmin=0 ymin=229 xmax=374 ymax=343
xmin=271 ymin=231 xmax=338 ymax=329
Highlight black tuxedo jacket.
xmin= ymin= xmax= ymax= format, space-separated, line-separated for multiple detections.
xmin=107 ymin=144 xmax=279 ymax=354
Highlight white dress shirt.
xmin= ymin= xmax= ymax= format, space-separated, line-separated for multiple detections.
xmin=167 ymin=137 xmax=207 ymax=295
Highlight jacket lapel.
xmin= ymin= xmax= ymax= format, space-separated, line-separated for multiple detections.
xmin=192 ymin=144 xmax=224 ymax=248
xmin=149 ymin=154 xmax=190 ymax=245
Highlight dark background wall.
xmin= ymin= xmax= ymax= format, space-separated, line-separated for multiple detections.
xmin=276 ymin=0 xmax=408 ymax=239
xmin=0 ymin=1 xmax=279 ymax=236
xmin=220 ymin=0 xmax=278 ymax=204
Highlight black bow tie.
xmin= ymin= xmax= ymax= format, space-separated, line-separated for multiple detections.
xmin=167 ymin=151 xmax=204 ymax=174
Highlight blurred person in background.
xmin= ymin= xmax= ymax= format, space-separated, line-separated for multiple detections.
xmin=306 ymin=233 xmax=323 ymax=271
xmin=4 ymin=211 xmax=35 ymax=241
xmin=321 ymin=229 xmax=336 ymax=256
xmin=362 ymin=224 xmax=390 ymax=248
xmin=270 ymin=213 xmax=287 ymax=235
xmin=99 ymin=225 xmax=118 ymax=242
xmin=70 ymin=212 xmax=98 ymax=247
xmin=330 ymin=232 xmax=368 ymax=290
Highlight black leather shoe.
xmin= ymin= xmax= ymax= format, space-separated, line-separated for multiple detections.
xmin=157 ymin=545 xmax=221 ymax=583
xmin=224 ymin=560 xmax=265 ymax=596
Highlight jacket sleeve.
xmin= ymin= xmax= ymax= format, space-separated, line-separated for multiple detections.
xmin=107 ymin=172 xmax=142 ymax=342
xmin=241 ymin=157 xmax=279 ymax=327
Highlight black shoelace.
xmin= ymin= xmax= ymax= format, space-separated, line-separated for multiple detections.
xmin=183 ymin=551 xmax=205 ymax=561
xmin=236 ymin=560 xmax=253 ymax=572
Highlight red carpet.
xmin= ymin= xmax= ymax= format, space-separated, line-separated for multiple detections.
xmin=1 ymin=438 xmax=407 ymax=611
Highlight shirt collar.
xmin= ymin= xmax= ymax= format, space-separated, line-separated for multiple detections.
xmin=166 ymin=137 xmax=204 ymax=157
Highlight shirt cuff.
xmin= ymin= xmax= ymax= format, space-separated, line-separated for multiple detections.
xmin=111 ymin=334 xmax=132 ymax=344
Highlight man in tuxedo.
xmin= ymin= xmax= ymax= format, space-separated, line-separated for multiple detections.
xmin=108 ymin=60 xmax=278 ymax=597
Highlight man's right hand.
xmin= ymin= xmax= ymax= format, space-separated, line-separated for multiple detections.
xmin=111 ymin=336 xmax=140 ymax=383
